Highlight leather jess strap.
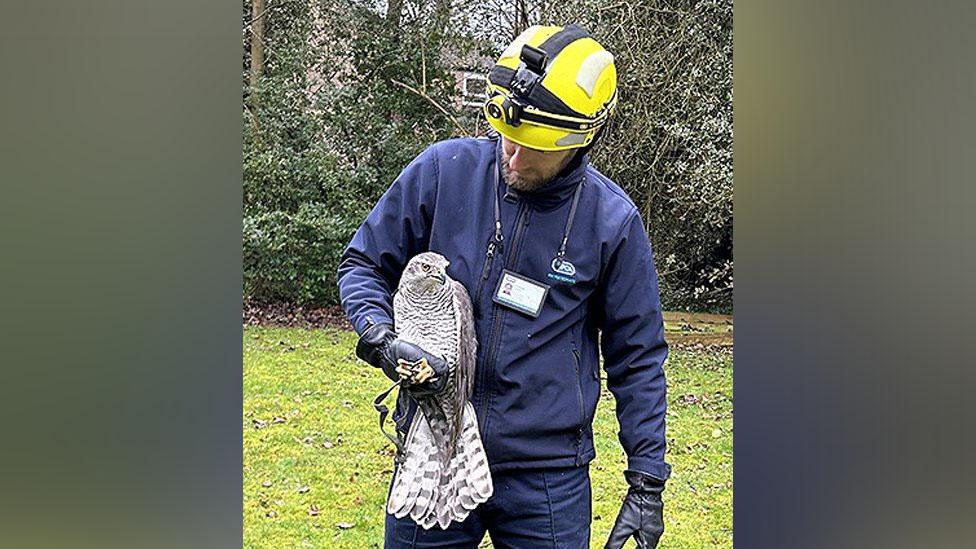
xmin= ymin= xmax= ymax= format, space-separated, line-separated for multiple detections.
xmin=373 ymin=380 xmax=407 ymax=464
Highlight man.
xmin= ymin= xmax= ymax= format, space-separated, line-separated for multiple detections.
xmin=338 ymin=24 xmax=669 ymax=548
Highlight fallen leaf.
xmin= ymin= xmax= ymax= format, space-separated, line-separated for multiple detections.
xmin=711 ymin=428 xmax=722 ymax=438
xmin=336 ymin=522 xmax=355 ymax=529
xmin=309 ymin=504 xmax=320 ymax=516
xmin=298 ymin=486 xmax=310 ymax=494
xmin=272 ymin=416 xmax=286 ymax=424
xmin=321 ymin=441 xmax=334 ymax=449
xmin=253 ymin=419 xmax=268 ymax=429
xmin=261 ymin=480 xmax=272 ymax=488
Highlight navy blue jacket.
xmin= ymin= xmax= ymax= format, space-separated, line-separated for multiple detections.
xmin=337 ymin=136 xmax=671 ymax=481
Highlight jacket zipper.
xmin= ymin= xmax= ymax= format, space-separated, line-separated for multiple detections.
xmin=572 ymin=347 xmax=585 ymax=464
xmin=474 ymin=239 xmax=499 ymax=307
xmin=572 ymin=348 xmax=585 ymax=423
xmin=477 ymin=201 xmax=529 ymax=434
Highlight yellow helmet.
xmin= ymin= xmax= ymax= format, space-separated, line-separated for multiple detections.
xmin=483 ymin=24 xmax=618 ymax=152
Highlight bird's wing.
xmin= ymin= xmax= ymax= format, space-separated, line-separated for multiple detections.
xmin=392 ymin=289 xmax=404 ymax=331
xmin=451 ymin=279 xmax=477 ymax=401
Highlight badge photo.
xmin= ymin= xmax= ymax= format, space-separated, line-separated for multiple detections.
xmin=492 ymin=269 xmax=550 ymax=318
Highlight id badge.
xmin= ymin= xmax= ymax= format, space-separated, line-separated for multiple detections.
xmin=492 ymin=269 xmax=550 ymax=318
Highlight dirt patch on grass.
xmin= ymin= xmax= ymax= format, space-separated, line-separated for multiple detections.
xmin=664 ymin=311 xmax=733 ymax=348
xmin=243 ymin=300 xmax=352 ymax=331
xmin=244 ymin=302 xmax=733 ymax=347
xmin=663 ymin=311 xmax=732 ymax=326
xmin=667 ymin=332 xmax=733 ymax=348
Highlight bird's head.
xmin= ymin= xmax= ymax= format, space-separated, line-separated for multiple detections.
xmin=401 ymin=252 xmax=451 ymax=293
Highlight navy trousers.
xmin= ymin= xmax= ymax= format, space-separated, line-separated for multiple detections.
xmin=384 ymin=465 xmax=592 ymax=548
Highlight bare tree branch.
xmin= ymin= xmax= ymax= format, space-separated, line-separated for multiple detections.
xmin=391 ymin=79 xmax=470 ymax=137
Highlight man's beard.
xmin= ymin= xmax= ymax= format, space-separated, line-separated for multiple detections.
xmin=501 ymin=163 xmax=554 ymax=192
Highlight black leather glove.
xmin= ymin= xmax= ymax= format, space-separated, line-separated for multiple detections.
xmin=605 ymin=470 xmax=665 ymax=549
xmin=355 ymin=323 xmax=449 ymax=396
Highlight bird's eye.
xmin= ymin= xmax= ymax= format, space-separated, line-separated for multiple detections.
xmin=421 ymin=264 xmax=430 ymax=272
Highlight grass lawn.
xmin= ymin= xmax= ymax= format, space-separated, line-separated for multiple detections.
xmin=244 ymin=325 xmax=732 ymax=548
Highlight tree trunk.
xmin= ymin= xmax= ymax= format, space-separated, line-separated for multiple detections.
xmin=249 ymin=0 xmax=265 ymax=116
xmin=387 ymin=0 xmax=403 ymax=26
xmin=514 ymin=0 xmax=529 ymax=36
xmin=433 ymin=0 xmax=451 ymax=29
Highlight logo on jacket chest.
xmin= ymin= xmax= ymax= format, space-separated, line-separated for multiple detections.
xmin=547 ymin=258 xmax=578 ymax=285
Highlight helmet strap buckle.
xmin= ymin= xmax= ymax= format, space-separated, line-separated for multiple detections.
xmin=511 ymin=66 xmax=541 ymax=98
xmin=511 ymin=44 xmax=548 ymax=98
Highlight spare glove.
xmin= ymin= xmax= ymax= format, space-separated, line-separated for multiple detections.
xmin=355 ymin=323 xmax=449 ymax=396
xmin=605 ymin=470 xmax=665 ymax=549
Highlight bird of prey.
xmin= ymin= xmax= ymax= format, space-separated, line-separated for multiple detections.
xmin=386 ymin=251 xmax=493 ymax=529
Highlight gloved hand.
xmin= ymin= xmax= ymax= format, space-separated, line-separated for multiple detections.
xmin=605 ymin=470 xmax=665 ymax=549
xmin=355 ymin=323 xmax=449 ymax=396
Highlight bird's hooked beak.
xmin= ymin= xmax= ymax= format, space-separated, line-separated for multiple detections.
xmin=421 ymin=270 xmax=446 ymax=288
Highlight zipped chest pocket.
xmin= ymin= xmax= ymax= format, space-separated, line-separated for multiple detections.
xmin=572 ymin=348 xmax=585 ymax=426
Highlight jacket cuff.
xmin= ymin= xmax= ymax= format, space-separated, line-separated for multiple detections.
xmin=626 ymin=456 xmax=672 ymax=482
xmin=353 ymin=312 xmax=395 ymax=337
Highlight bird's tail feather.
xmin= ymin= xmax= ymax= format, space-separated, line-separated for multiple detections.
xmin=387 ymin=409 xmax=442 ymax=521
xmin=439 ymin=402 xmax=493 ymax=526
xmin=386 ymin=402 xmax=493 ymax=530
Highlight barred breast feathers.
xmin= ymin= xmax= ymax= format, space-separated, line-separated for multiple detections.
xmin=393 ymin=283 xmax=459 ymax=365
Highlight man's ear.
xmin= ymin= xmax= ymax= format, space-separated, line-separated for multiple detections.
xmin=577 ymin=125 xmax=609 ymax=157
xmin=560 ymin=148 xmax=579 ymax=169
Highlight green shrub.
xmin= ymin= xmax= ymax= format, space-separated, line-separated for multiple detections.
xmin=244 ymin=203 xmax=352 ymax=305
xmin=242 ymin=0 xmax=733 ymax=312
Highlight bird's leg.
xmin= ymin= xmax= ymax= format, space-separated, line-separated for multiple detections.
xmin=396 ymin=358 xmax=434 ymax=384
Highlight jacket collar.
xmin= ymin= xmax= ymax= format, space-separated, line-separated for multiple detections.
xmin=494 ymin=138 xmax=588 ymax=211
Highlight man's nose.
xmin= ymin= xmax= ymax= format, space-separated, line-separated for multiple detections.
xmin=509 ymin=145 xmax=530 ymax=171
